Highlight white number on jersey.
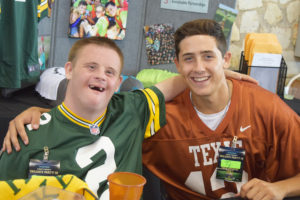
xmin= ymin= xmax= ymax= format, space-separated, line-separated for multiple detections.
xmin=185 ymin=169 xmax=248 ymax=198
xmin=76 ymin=136 xmax=117 ymax=199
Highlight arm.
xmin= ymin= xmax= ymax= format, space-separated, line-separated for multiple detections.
xmin=2 ymin=107 xmax=49 ymax=154
xmin=2 ymin=70 xmax=255 ymax=153
xmin=155 ymin=70 xmax=258 ymax=102
xmin=154 ymin=75 xmax=186 ymax=102
xmin=86 ymin=15 xmax=95 ymax=25
xmin=224 ymin=69 xmax=258 ymax=85
xmin=239 ymin=174 xmax=300 ymax=200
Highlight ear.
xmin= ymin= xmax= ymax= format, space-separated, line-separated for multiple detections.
xmin=223 ymin=51 xmax=232 ymax=69
xmin=115 ymin=75 xmax=123 ymax=92
xmin=64 ymin=62 xmax=73 ymax=80
xmin=174 ymin=57 xmax=182 ymax=74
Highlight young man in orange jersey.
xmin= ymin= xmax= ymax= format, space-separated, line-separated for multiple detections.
xmin=142 ymin=19 xmax=300 ymax=200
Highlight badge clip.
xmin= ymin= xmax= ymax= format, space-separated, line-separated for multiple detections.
xmin=43 ymin=146 xmax=49 ymax=162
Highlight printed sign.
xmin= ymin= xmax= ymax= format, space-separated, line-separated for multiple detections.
xmin=161 ymin=0 xmax=209 ymax=13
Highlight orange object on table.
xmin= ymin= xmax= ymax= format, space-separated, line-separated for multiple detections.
xmin=108 ymin=171 xmax=146 ymax=200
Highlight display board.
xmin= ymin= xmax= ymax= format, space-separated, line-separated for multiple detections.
xmin=49 ymin=0 xmax=236 ymax=75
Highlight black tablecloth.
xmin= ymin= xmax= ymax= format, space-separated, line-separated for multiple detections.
xmin=283 ymin=97 xmax=300 ymax=116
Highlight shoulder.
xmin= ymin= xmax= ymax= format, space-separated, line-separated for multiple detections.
xmin=112 ymin=86 xmax=164 ymax=103
xmin=166 ymin=89 xmax=190 ymax=110
xmin=109 ymin=86 xmax=165 ymax=114
xmin=164 ymin=89 xmax=193 ymax=125
xmin=232 ymin=79 xmax=280 ymax=102
xmin=141 ymin=86 xmax=164 ymax=101
xmin=231 ymin=79 xmax=298 ymax=119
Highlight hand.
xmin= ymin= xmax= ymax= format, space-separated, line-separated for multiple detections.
xmin=238 ymin=178 xmax=285 ymax=200
xmin=2 ymin=107 xmax=47 ymax=154
xmin=224 ymin=69 xmax=258 ymax=85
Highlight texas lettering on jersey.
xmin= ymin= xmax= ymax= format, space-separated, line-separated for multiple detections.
xmin=189 ymin=140 xmax=243 ymax=167
xmin=186 ymin=140 xmax=248 ymax=198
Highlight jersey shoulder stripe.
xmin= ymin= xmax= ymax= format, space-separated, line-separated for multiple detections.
xmin=141 ymin=88 xmax=161 ymax=138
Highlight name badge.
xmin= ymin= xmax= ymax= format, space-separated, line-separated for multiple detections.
xmin=28 ymin=146 xmax=60 ymax=177
xmin=29 ymin=159 xmax=60 ymax=177
xmin=216 ymin=137 xmax=245 ymax=182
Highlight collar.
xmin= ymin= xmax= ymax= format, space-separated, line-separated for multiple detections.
xmin=58 ymin=102 xmax=106 ymax=129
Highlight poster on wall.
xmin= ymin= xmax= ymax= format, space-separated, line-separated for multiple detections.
xmin=161 ymin=0 xmax=209 ymax=13
xmin=144 ymin=24 xmax=175 ymax=65
xmin=68 ymin=0 xmax=128 ymax=40
xmin=28 ymin=36 xmax=51 ymax=75
xmin=214 ymin=3 xmax=238 ymax=41
xmin=38 ymin=36 xmax=51 ymax=71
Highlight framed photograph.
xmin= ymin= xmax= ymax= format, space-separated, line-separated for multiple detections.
xmin=214 ymin=3 xmax=238 ymax=41
xmin=68 ymin=0 xmax=128 ymax=40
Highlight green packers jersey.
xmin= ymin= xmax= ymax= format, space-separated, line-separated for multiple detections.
xmin=37 ymin=0 xmax=49 ymax=21
xmin=0 ymin=87 xmax=166 ymax=199
xmin=0 ymin=0 xmax=48 ymax=88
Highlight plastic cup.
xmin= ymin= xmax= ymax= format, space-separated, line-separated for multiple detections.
xmin=108 ymin=171 xmax=146 ymax=200
xmin=19 ymin=186 xmax=85 ymax=200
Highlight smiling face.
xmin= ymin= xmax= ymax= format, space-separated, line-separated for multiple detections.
xmin=95 ymin=6 xmax=104 ymax=18
xmin=175 ymin=35 xmax=231 ymax=99
xmin=64 ymin=43 xmax=122 ymax=119
xmin=78 ymin=4 xmax=87 ymax=15
xmin=106 ymin=4 xmax=117 ymax=17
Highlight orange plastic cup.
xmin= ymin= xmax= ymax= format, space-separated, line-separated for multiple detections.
xmin=107 ymin=171 xmax=146 ymax=200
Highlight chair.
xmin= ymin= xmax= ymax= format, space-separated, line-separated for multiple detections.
xmin=143 ymin=165 xmax=167 ymax=200
xmin=284 ymin=73 xmax=300 ymax=100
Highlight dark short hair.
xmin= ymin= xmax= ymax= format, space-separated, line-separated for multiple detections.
xmin=105 ymin=1 xmax=116 ymax=8
xmin=68 ymin=37 xmax=124 ymax=72
xmin=174 ymin=19 xmax=227 ymax=58
xmin=78 ymin=1 xmax=88 ymax=6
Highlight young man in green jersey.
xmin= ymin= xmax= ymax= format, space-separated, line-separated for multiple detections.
xmin=0 ymin=36 xmax=187 ymax=199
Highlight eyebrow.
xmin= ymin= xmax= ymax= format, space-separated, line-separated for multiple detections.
xmin=182 ymin=50 xmax=214 ymax=57
xmin=84 ymin=62 xmax=98 ymax=66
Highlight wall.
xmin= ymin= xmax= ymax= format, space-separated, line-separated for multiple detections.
xmin=229 ymin=0 xmax=300 ymax=81
xmin=47 ymin=0 xmax=236 ymax=75
xmin=46 ymin=0 xmax=299 ymax=81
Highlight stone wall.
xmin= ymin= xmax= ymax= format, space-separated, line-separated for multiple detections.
xmin=229 ymin=0 xmax=300 ymax=82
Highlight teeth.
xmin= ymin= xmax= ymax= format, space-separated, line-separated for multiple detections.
xmin=194 ymin=77 xmax=208 ymax=81
xmin=89 ymin=85 xmax=104 ymax=92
